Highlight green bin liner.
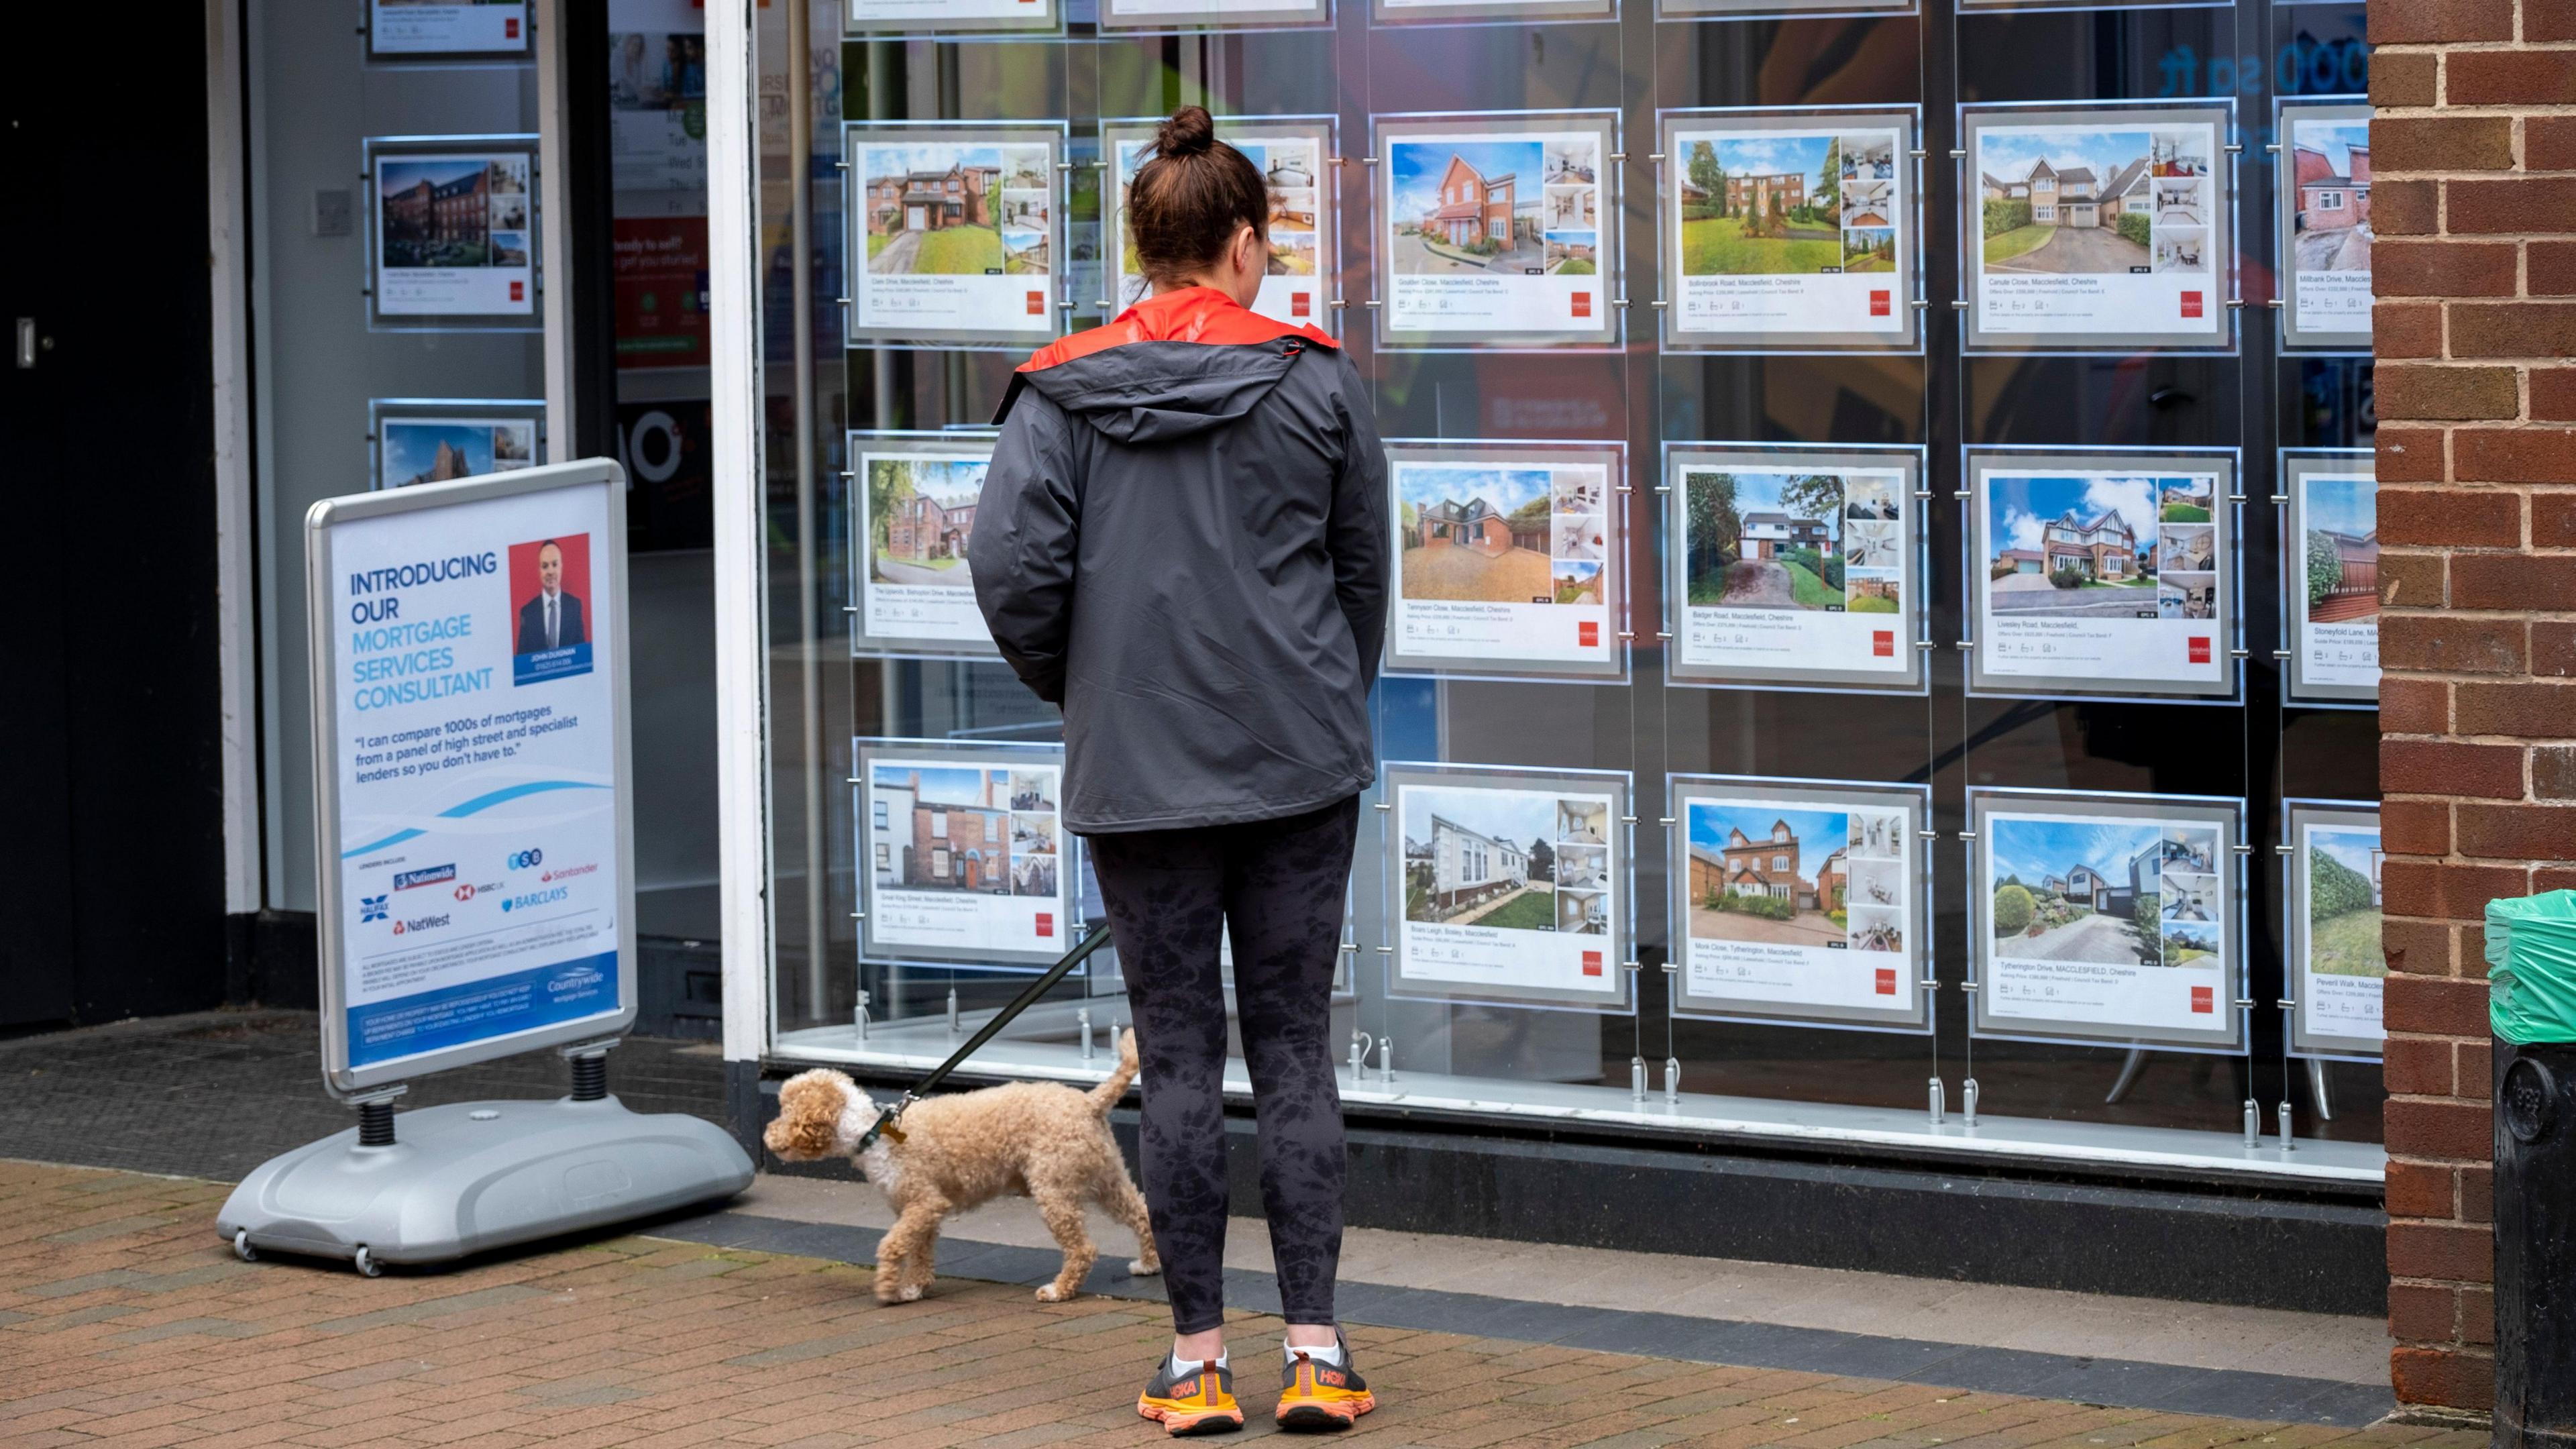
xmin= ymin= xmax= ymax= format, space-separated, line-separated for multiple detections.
xmin=2485 ymin=890 xmax=2576 ymax=1044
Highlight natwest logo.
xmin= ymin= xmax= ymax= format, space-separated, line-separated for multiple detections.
xmin=393 ymin=863 xmax=455 ymax=892
xmin=394 ymin=913 xmax=452 ymax=936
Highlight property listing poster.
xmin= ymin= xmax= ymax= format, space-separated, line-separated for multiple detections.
xmin=323 ymin=482 xmax=623 ymax=1071
xmin=1378 ymin=113 xmax=1619 ymax=347
xmin=1384 ymin=443 xmax=1622 ymax=680
xmin=1389 ymin=766 xmax=1627 ymax=1008
xmin=1969 ymin=451 xmax=2236 ymax=700
xmin=2279 ymin=102 xmax=2373 ymax=349
xmin=1375 ymin=0 xmax=1611 ymax=19
xmin=845 ymin=0 xmax=1057 ymax=32
xmin=1666 ymin=447 xmax=1921 ymax=692
xmin=2286 ymin=452 xmax=2378 ymax=702
xmin=377 ymin=407 xmax=541 ymax=490
xmin=370 ymin=143 xmax=538 ymax=323
xmin=846 ymin=126 xmax=1061 ymax=345
xmin=1660 ymin=111 xmax=1917 ymax=350
xmin=859 ymin=744 xmax=1074 ymax=969
xmin=1104 ymin=120 xmax=1332 ymax=330
xmin=1670 ymin=780 xmax=1926 ymax=1030
xmin=369 ymin=1 xmax=529 ymax=58
xmin=851 ymin=433 xmax=1000 ymax=656
xmin=1973 ymin=793 xmax=2243 ymax=1051
xmin=1102 ymin=0 xmax=1330 ymax=26
xmin=1964 ymin=105 xmax=2231 ymax=351
xmin=608 ymin=0 xmax=711 ymax=372
xmin=2291 ymin=804 xmax=2384 ymax=1055
xmin=1660 ymin=0 xmax=1907 ymax=12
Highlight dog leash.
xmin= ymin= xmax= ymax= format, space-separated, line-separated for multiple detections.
xmin=853 ymin=919 xmax=1118 ymax=1153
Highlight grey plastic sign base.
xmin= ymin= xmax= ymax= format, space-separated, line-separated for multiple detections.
xmin=216 ymin=1096 xmax=753 ymax=1271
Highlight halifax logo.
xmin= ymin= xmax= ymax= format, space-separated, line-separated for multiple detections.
xmin=360 ymin=894 xmax=388 ymax=923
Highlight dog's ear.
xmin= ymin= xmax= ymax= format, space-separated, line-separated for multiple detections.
xmin=763 ymin=1071 xmax=849 ymax=1160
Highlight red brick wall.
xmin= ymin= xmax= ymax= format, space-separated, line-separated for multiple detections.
xmin=2369 ymin=0 xmax=2576 ymax=1413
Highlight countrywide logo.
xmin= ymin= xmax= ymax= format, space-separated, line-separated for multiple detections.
xmin=1870 ymin=290 xmax=1891 ymax=317
xmin=1570 ymin=292 xmax=1592 ymax=319
xmin=1025 ymin=290 xmax=1045 ymax=315
xmin=510 ymin=280 xmax=525 ymax=302
xmin=2189 ymin=636 xmax=2212 ymax=664
xmin=1036 ymin=912 xmax=1054 ymax=938
xmin=1579 ymin=621 xmax=1599 ymax=647
xmin=1875 ymin=968 xmax=1897 ymax=996
xmin=393 ymin=863 xmax=455 ymax=891
xmin=547 ymin=963 xmax=605 ymax=996
xmin=2191 ymin=985 xmax=2214 ymax=1014
xmin=2180 ymin=292 xmax=2204 ymax=319
xmin=1581 ymin=950 xmax=1603 ymax=977
xmin=1872 ymin=630 xmax=1894 ymax=658
xmin=1291 ymin=292 xmax=1311 ymax=317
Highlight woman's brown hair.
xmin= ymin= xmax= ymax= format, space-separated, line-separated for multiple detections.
xmin=1128 ymin=105 xmax=1269 ymax=291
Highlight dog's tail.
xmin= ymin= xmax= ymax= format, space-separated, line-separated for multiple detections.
xmin=1087 ymin=1028 xmax=1140 ymax=1114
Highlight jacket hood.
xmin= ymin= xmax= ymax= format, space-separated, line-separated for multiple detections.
xmin=994 ymin=287 xmax=1340 ymax=445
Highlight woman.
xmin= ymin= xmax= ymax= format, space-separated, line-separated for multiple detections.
xmin=971 ymin=105 xmax=1387 ymax=1436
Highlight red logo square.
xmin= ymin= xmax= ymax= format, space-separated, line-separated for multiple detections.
xmin=1581 ymin=951 xmax=1603 ymax=977
xmin=504 ymin=17 xmax=520 ymax=37
xmin=2189 ymin=636 xmax=2212 ymax=664
xmin=508 ymin=280 xmax=525 ymax=302
xmin=1872 ymin=629 xmax=1894 ymax=658
xmin=1579 ymin=621 xmax=1600 ymax=647
xmin=1291 ymin=292 xmax=1311 ymax=317
xmin=1874 ymin=967 xmax=1897 ymax=996
xmin=1571 ymin=292 xmax=1592 ymax=319
xmin=2191 ymin=985 xmax=2214 ymax=1014
xmin=1025 ymin=290 xmax=1045 ymax=315
xmin=1036 ymin=912 xmax=1054 ymax=938
xmin=2181 ymin=291 xmax=2204 ymax=319
xmin=1870 ymin=290 xmax=1891 ymax=317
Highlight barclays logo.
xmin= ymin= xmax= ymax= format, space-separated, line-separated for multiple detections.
xmin=500 ymin=886 xmax=570 ymax=913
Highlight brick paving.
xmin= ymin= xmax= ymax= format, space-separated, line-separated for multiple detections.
xmin=0 ymin=1159 xmax=2474 ymax=1449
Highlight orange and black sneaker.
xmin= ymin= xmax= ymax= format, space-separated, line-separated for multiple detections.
xmin=1275 ymin=1329 xmax=1375 ymax=1432
xmin=1137 ymin=1356 xmax=1243 ymax=1436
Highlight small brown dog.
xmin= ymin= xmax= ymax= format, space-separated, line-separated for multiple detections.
xmin=763 ymin=1030 xmax=1160 ymax=1305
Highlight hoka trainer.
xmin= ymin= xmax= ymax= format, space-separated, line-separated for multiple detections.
xmin=1138 ymin=1357 xmax=1243 ymax=1436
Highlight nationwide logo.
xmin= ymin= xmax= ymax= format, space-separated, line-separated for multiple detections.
xmin=393 ymin=864 xmax=456 ymax=891
xmin=539 ymin=862 xmax=598 ymax=883
xmin=360 ymin=894 xmax=388 ymax=923
xmin=501 ymin=886 xmax=571 ymax=914
xmin=394 ymin=913 xmax=452 ymax=936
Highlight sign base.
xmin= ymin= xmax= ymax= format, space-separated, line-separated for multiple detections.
xmin=216 ymin=1095 xmax=753 ymax=1271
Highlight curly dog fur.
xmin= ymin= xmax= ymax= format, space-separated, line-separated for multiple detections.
xmin=763 ymin=1030 xmax=1159 ymax=1305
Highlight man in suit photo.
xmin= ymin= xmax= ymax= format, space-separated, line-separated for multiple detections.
xmin=515 ymin=539 xmax=586 ymax=655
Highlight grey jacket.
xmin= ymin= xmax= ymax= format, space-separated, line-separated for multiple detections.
xmin=970 ymin=287 xmax=1387 ymax=835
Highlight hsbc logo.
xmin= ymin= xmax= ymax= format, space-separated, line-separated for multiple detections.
xmin=453 ymin=883 xmax=476 ymax=902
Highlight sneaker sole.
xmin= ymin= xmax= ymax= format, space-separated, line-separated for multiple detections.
xmin=1276 ymin=1393 xmax=1375 ymax=1432
xmin=1139 ymin=1402 xmax=1245 ymax=1436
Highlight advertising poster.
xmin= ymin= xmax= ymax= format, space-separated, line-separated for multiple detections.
xmin=1660 ymin=110 xmax=1918 ymax=351
xmin=846 ymin=0 xmax=1058 ymax=32
xmin=607 ymin=1 xmax=710 ymax=370
xmin=845 ymin=125 xmax=1063 ymax=345
xmin=1666 ymin=445 xmax=1923 ymax=692
xmin=2289 ymin=803 xmax=2384 ymax=1057
xmin=1668 ymin=777 xmax=1929 ymax=1030
xmin=1377 ymin=113 xmax=1620 ymax=348
xmin=374 ymin=403 xmax=542 ymax=491
xmin=1972 ymin=791 xmax=2243 ymax=1052
xmin=1660 ymin=0 xmax=1908 ymax=12
xmin=857 ymin=742 xmax=1076 ymax=969
xmin=1387 ymin=765 xmax=1628 ymax=1009
xmin=1968 ymin=450 xmax=2237 ymax=700
xmin=1104 ymin=0 xmax=1331 ymax=27
xmin=368 ymin=140 xmax=539 ymax=327
xmin=1375 ymin=0 xmax=1612 ymax=19
xmin=315 ymin=472 xmax=626 ymax=1078
xmin=851 ymin=432 xmax=1001 ymax=657
xmin=2285 ymin=451 xmax=2378 ymax=703
xmin=1104 ymin=119 xmax=1333 ymax=330
xmin=2278 ymin=101 xmax=2373 ymax=351
xmin=1384 ymin=441 xmax=1623 ymax=680
xmin=1963 ymin=105 xmax=2232 ymax=352
xmin=368 ymin=1 xmax=529 ymax=60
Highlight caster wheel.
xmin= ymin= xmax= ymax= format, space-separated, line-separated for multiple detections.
xmin=354 ymin=1246 xmax=382 ymax=1278
xmin=233 ymin=1229 xmax=258 ymax=1263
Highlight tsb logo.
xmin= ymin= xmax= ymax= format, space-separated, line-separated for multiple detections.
xmin=507 ymin=848 xmax=545 ymax=871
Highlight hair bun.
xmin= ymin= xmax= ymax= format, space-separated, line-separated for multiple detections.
xmin=1155 ymin=105 xmax=1216 ymax=158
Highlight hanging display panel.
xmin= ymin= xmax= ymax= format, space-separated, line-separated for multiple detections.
xmin=1958 ymin=0 xmax=2224 ymax=10
xmin=1373 ymin=0 xmax=1614 ymax=21
xmin=2275 ymin=100 xmax=2373 ymax=352
xmin=371 ymin=398 xmax=545 ymax=490
xmin=1657 ymin=108 xmax=1921 ymax=353
xmin=1966 ymin=447 xmax=2238 ymax=702
xmin=1102 ymin=117 xmax=1336 ymax=329
xmin=1970 ymin=790 xmax=2245 ymax=1053
xmin=1101 ymin=0 xmax=1333 ymax=29
xmin=849 ymin=431 xmax=1001 ymax=659
xmin=366 ymin=1 xmax=531 ymax=62
xmin=1385 ymin=440 xmax=1626 ymax=682
xmin=1667 ymin=776 xmax=1931 ymax=1032
xmin=2283 ymin=449 xmax=2378 ymax=704
xmin=1385 ymin=762 xmax=1631 ymax=1010
xmin=1665 ymin=444 xmax=1925 ymax=694
xmin=843 ymin=124 xmax=1065 ymax=347
xmin=1375 ymin=112 xmax=1621 ymax=349
xmin=843 ymin=0 xmax=1060 ymax=35
xmin=1960 ymin=103 xmax=2233 ymax=354
xmin=856 ymin=739 xmax=1078 ymax=971
xmin=2286 ymin=801 xmax=2384 ymax=1060
xmin=364 ymin=136 xmax=540 ymax=331
xmin=1659 ymin=0 xmax=1909 ymax=13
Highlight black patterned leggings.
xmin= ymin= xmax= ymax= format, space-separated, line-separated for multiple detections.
xmin=1085 ymin=795 xmax=1358 ymax=1336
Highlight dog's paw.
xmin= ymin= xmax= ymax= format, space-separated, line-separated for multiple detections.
xmin=1127 ymin=1258 xmax=1161 ymax=1277
xmin=873 ymin=1282 xmax=904 ymax=1304
xmin=1034 ymin=1284 xmax=1069 ymax=1302
xmin=898 ymin=1283 xmax=924 ymax=1302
